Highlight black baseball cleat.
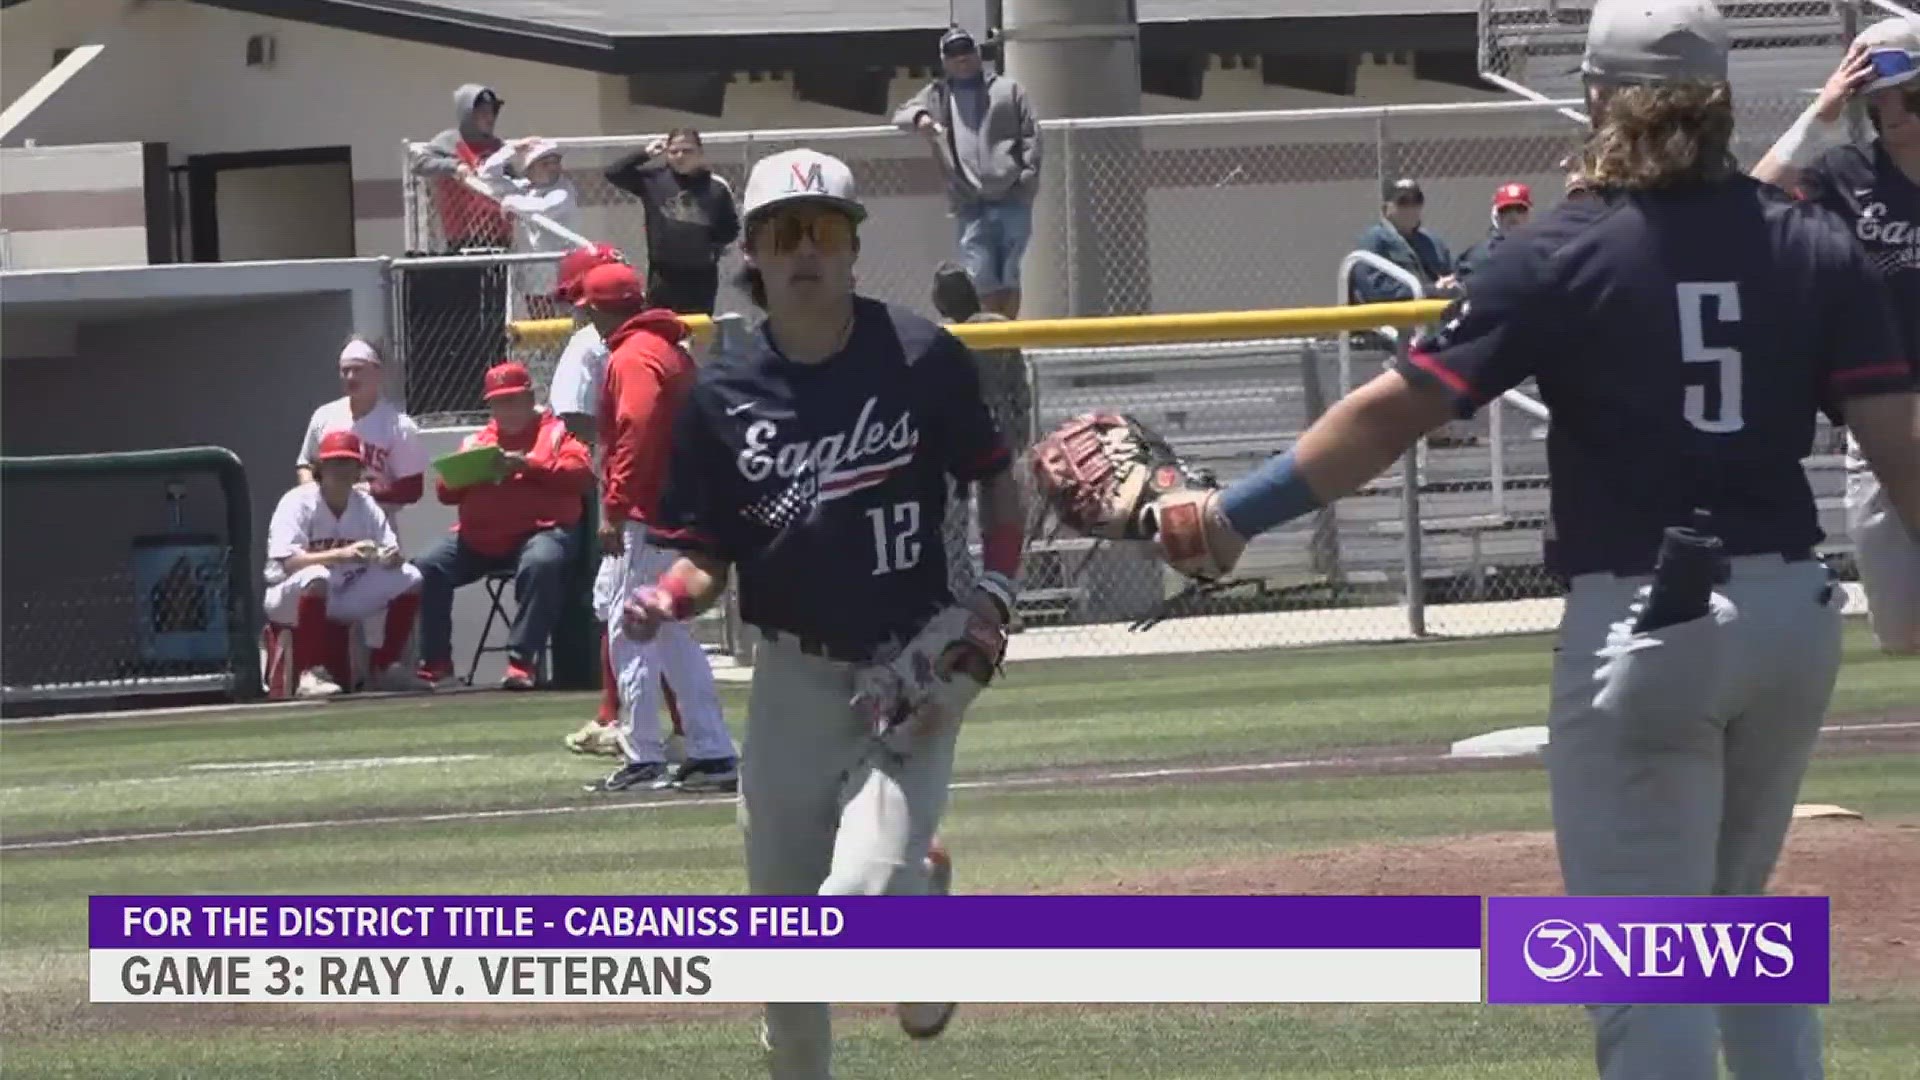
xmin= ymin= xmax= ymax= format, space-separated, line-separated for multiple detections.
xmin=659 ymin=757 xmax=740 ymax=793
xmin=585 ymin=761 xmax=668 ymax=792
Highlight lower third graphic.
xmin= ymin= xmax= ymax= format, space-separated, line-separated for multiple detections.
xmin=1487 ymin=896 xmax=1829 ymax=1005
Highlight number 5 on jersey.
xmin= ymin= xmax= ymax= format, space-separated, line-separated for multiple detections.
xmin=1676 ymin=282 xmax=1744 ymax=434
xmin=867 ymin=501 xmax=923 ymax=575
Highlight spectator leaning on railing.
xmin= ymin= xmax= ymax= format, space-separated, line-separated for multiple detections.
xmin=894 ymin=25 xmax=1042 ymax=319
xmin=410 ymin=84 xmax=513 ymax=252
xmin=604 ymin=128 xmax=740 ymax=315
xmin=478 ymin=137 xmax=584 ymax=320
xmin=414 ymin=362 xmax=593 ymax=691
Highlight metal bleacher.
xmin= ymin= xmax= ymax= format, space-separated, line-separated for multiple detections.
xmin=1024 ymin=334 xmax=1857 ymax=619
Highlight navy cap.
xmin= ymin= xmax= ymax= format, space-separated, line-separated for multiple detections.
xmin=941 ymin=26 xmax=978 ymax=56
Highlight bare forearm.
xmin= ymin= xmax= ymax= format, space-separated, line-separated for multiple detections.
xmin=1292 ymin=387 xmax=1433 ymax=503
xmin=1218 ymin=372 xmax=1454 ymax=539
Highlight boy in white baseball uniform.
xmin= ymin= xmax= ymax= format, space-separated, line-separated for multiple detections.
xmin=297 ymin=339 xmax=430 ymax=526
xmin=264 ymin=432 xmax=428 ymax=697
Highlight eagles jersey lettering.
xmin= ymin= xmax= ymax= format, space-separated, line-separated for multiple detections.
xmin=1399 ymin=175 xmax=1911 ymax=577
xmin=650 ymin=298 xmax=1011 ymax=656
xmin=1798 ymin=142 xmax=1920 ymax=360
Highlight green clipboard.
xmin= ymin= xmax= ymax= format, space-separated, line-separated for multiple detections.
xmin=433 ymin=445 xmax=504 ymax=489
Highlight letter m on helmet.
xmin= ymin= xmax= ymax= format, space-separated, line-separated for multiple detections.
xmin=787 ymin=161 xmax=825 ymax=194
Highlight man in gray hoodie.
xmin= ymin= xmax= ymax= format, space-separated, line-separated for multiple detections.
xmin=410 ymin=84 xmax=512 ymax=251
xmin=894 ymin=26 xmax=1041 ymax=318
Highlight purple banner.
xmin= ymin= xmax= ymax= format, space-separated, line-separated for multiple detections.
xmin=91 ymin=895 xmax=1480 ymax=950
xmin=1487 ymin=897 xmax=1829 ymax=1005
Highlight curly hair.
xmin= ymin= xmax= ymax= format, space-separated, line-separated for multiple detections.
xmin=1579 ymin=80 xmax=1737 ymax=191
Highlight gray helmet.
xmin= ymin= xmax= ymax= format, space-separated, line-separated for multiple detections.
xmin=1582 ymin=0 xmax=1731 ymax=86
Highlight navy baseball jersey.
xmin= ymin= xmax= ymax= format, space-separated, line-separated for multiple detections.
xmin=1400 ymin=174 xmax=1913 ymax=577
xmin=650 ymin=297 xmax=1011 ymax=656
xmin=1796 ymin=142 xmax=1920 ymax=360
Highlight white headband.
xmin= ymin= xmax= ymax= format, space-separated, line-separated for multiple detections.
xmin=340 ymin=339 xmax=382 ymax=366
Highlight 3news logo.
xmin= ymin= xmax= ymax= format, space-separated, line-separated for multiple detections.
xmin=1486 ymin=897 xmax=1830 ymax=1005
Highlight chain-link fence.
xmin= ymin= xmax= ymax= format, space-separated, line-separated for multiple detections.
xmin=0 ymin=453 xmax=258 ymax=714
xmin=1479 ymin=0 xmax=1868 ymax=162
xmin=389 ymin=61 xmax=1879 ymax=656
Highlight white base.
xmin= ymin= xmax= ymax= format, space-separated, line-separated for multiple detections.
xmin=1449 ymin=725 xmax=1550 ymax=759
xmin=1790 ymin=803 xmax=1862 ymax=820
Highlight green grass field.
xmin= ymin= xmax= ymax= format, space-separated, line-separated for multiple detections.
xmin=3 ymin=627 xmax=1915 ymax=1078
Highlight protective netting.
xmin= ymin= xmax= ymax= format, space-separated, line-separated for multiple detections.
xmin=1 ymin=465 xmax=246 ymax=711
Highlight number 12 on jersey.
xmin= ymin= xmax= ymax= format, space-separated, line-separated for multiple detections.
xmin=867 ymin=501 xmax=923 ymax=575
xmin=1676 ymin=282 xmax=1744 ymax=434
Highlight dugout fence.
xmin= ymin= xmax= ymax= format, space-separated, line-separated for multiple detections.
xmin=0 ymin=447 xmax=263 ymax=715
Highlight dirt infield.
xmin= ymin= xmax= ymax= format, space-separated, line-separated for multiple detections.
xmin=1109 ymin=817 xmax=1920 ymax=992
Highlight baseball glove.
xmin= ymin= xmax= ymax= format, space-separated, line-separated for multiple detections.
xmin=1028 ymin=412 xmax=1240 ymax=582
xmin=851 ymin=604 xmax=1008 ymax=741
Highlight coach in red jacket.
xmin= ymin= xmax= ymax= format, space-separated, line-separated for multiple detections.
xmin=414 ymin=362 xmax=592 ymax=690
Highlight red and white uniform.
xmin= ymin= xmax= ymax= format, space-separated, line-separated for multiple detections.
xmin=297 ymin=398 xmax=429 ymax=518
xmin=582 ymin=265 xmax=733 ymax=766
xmin=263 ymin=484 xmax=422 ymax=632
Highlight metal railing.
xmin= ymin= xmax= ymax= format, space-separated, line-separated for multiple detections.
xmin=404 ymin=97 xmax=1597 ymax=323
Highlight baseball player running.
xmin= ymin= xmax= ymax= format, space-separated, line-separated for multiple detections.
xmin=264 ymin=431 xmax=428 ymax=697
xmin=1753 ymin=15 xmax=1920 ymax=653
xmin=296 ymin=338 xmax=429 ymax=525
xmin=620 ymin=148 xmax=1023 ymax=1077
xmin=577 ymin=262 xmax=738 ymax=793
xmin=1032 ymin=4 xmax=1917 ymax=1077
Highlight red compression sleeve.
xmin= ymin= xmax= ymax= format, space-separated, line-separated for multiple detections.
xmin=983 ymin=523 xmax=1022 ymax=576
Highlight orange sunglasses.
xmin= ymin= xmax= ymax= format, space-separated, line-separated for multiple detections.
xmin=754 ymin=206 xmax=856 ymax=254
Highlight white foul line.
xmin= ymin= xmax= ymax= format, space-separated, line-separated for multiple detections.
xmin=2 ymin=721 xmax=1914 ymax=854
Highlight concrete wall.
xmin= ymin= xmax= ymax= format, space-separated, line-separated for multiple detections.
xmin=1 ymin=0 xmax=1510 ymax=262
xmin=0 ymin=141 xmax=161 ymax=269
xmin=0 ymin=307 xmax=523 ymax=689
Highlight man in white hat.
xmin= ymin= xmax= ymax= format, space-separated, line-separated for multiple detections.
xmin=620 ymin=147 xmax=1026 ymax=1076
xmin=1754 ymin=15 xmax=1920 ymax=654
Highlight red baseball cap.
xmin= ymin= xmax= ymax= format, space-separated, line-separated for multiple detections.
xmin=1494 ymin=182 xmax=1533 ymax=210
xmin=483 ymin=361 xmax=534 ymax=400
xmin=316 ymin=430 xmax=364 ymax=463
xmin=580 ymin=263 xmax=646 ymax=307
xmin=552 ymin=243 xmax=625 ymax=302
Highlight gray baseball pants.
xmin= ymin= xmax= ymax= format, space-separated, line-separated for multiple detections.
xmin=1546 ymin=554 xmax=1845 ymax=1080
xmin=739 ymin=628 xmax=975 ymax=1080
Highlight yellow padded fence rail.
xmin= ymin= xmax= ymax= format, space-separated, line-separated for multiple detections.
xmin=505 ymin=300 xmax=1453 ymax=351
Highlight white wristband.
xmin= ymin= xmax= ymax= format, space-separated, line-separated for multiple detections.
xmin=975 ymin=571 xmax=1018 ymax=624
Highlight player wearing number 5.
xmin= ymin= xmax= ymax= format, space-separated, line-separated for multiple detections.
xmin=621 ymin=148 xmax=1023 ymax=1078
xmin=1088 ymin=4 xmax=1915 ymax=1077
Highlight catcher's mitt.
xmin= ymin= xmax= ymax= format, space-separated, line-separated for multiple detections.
xmin=851 ymin=605 xmax=1007 ymax=741
xmin=1029 ymin=412 xmax=1241 ymax=581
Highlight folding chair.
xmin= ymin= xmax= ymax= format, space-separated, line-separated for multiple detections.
xmin=467 ymin=569 xmax=549 ymax=687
